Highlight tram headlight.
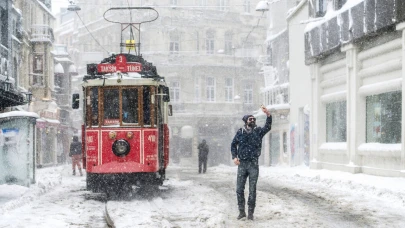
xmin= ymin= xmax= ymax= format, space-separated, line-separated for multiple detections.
xmin=112 ymin=139 xmax=130 ymax=157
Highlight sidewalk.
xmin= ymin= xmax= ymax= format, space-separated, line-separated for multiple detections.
xmin=0 ymin=165 xmax=65 ymax=214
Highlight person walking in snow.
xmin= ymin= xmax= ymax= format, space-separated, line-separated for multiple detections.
xmin=197 ymin=139 xmax=209 ymax=174
xmin=69 ymin=136 xmax=83 ymax=176
xmin=231 ymin=106 xmax=272 ymax=220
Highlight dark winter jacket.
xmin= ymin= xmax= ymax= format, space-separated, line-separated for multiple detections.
xmin=198 ymin=142 xmax=209 ymax=158
xmin=231 ymin=115 xmax=272 ymax=161
xmin=69 ymin=138 xmax=82 ymax=156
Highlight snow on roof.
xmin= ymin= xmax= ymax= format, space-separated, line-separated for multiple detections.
xmin=0 ymin=111 xmax=39 ymax=119
xmin=265 ymin=28 xmax=287 ymax=44
xmin=304 ymin=0 xmax=364 ymax=33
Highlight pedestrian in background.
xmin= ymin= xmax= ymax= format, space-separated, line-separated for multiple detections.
xmin=69 ymin=136 xmax=83 ymax=176
xmin=197 ymin=139 xmax=209 ymax=174
xmin=231 ymin=106 xmax=272 ymax=220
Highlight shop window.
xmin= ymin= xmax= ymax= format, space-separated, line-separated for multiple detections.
xmin=326 ymin=100 xmax=346 ymax=142
xmin=366 ymin=91 xmax=401 ymax=144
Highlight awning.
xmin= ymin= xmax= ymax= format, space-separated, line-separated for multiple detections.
xmin=54 ymin=57 xmax=73 ymax=63
xmin=69 ymin=64 xmax=78 ymax=76
xmin=0 ymin=85 xmax=27 ymax=108
xmin=54 ymin=63 xmax=64 ymax=74
xmin=181 ymin=125 xmax=193 ymax=139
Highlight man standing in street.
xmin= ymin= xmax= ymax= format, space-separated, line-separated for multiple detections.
xmin=231 ymin=106 xmax=272 ymax=220
xmin=197 ymin=139 xmax=209 ymax=174
xmin=69 ymin=136 xmax=83 ymax=176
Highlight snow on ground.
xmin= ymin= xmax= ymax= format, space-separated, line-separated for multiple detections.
xmin=1 ymin=163 xmax=405 ymax=227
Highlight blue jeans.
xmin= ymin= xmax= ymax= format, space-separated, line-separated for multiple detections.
xmin=236 ymin=159 xmax=259 ymax=211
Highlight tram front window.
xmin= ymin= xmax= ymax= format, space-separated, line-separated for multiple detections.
xmin=122 ymin=88 xmax=139 ymax=124
xmin=103 ymin=89 xmax=119 ymax=125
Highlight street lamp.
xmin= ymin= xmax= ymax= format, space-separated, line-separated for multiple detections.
xmin=67 ymin=1 xmax=81 ymax=11
xmin=25 ymin=92 xmax=33 ymax=103
xmin=255 ymin=1 xmax=270 ymax=12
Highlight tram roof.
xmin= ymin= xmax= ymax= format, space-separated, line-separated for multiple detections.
xmin=82 ymin=73 xmax=167 ymax=87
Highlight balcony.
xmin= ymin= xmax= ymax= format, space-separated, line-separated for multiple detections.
xmin=304 ymin=0 xmax=405 ymax=63
xmin=30 ymin=25 xmax=54 ymax=43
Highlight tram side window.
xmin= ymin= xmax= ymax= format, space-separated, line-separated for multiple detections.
xmin=143 ymin=86 xmax=151 ymax=125
xmin=103 ymin=89 xmax=120 ymax=125
xmin=122 ymin=88 xmax=139 ymax=124
xmin=90 ymin=87 xmax=99 ymax=126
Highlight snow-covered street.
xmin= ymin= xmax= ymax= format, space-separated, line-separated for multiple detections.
xmin=1 ymin=163 xmax=405 ymax=228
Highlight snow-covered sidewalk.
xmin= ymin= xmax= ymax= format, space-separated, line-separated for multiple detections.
xmin=0 ymin=165 xmax=64 ymax=215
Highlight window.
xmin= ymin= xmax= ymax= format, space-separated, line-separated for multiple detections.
xmin=225 ymin=78 xmax=233 ymax=102
xmin=1 ymin=8 xmax=8 ymax=46
xmin=206 ymin=77 xmax=215 ymax=102
xmin=206 ymin=30 xmax=215 ymax=54
xmin=32 ymin=54 xmax=44 ymax=86
xmin=334 ymin=0 xmax=347 ymax=10
xmin=326 ymin=101 xmax=346 ymax=142
xmin=122 ymin=88 xmax=139 ymax=124
xmin=194 ymin=77 xmax=201 ymax=103
xmin=103 ymin=89 xmax=119 ymax=125
xmin=88 ymin=87 xmax=99 ymax=126
xmin=170 ymin=81 xmax=180 ymax=102
xmin=170 ymin=42 xmax=179 ymax=54
xmin=170 ymin=32 xmax=180 ymax=54
xmin=33 ymin=55 xmax=43 ymax=73
xmin=315 ymin=0 xmax=328 ymax=17
xmin=244 ymin=84 xmax=253 ymax=104
xmin=224 ymin=32 xmax=233 ymax=55
xmin=143 ymin=86 xmax=151 ymax=125
xmin=219 ymin=0 xmax=229 ymax=11
xmin=366 ymin=91 xmax=401 ymax=144
xmin=244 ymin=0 xmax=251 ymax=13
xmin=196 ymin=31 xmax=200 ymax=53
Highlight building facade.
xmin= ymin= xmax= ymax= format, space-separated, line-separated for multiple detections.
xmin=305 ymin=0 xmax=405 ymax=177
xmin=15 ymin=0 xmax=60 ymax=167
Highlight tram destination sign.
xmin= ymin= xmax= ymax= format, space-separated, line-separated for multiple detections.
xmin=97 ymin=54 xmax=142 ymax=73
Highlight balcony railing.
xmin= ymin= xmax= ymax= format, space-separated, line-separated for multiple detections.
xmin=31 ymin=25 xmax=54 ymax=43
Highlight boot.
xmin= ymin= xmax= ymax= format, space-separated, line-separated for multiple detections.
xmin=248 ymin=208 xmax=254 ymax=220
xmin=237 ymin=210 xmax=246 ymax=220
xmin=72 ymin=170 xmax=76 ymax=176
xmin=79 ymin=169 xmax=83 ymax=176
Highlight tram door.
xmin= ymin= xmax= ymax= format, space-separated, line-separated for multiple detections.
xmin=269 ymin=132 xmax=280 ymax=166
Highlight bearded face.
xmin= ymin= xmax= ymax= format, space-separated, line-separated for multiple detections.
xmin=247 ymin=117 xmax=256 ymax=128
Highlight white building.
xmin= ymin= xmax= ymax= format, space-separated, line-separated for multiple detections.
xmin=305 ymin=0 xmax=405 ymax=177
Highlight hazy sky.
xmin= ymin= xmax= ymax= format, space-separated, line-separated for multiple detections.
xmin=52 ymin=0 xmax=69 ymax=14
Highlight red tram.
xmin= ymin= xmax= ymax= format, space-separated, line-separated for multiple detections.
xmin=71 ymin=7 xmax=171 ymax=193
